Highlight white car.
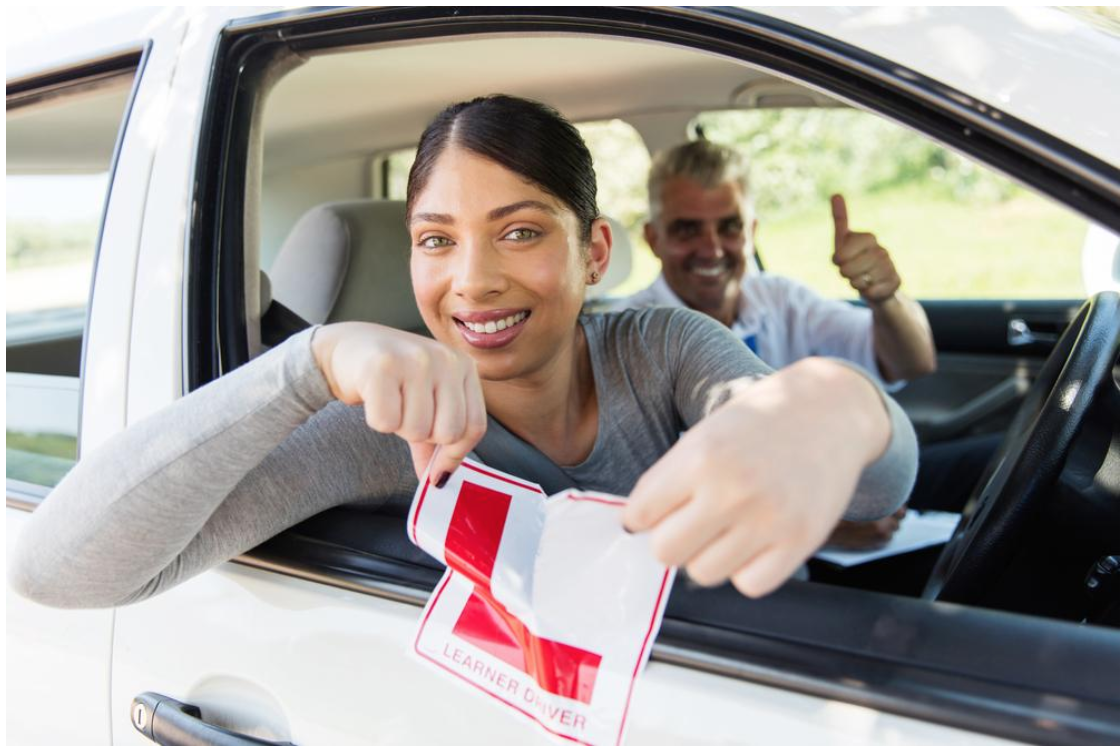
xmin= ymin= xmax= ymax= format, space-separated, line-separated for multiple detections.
xmin=7 ymin=7 xmax=1120 ymax=745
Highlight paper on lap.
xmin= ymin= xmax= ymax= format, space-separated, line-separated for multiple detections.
xmin=814 ymin=510 xmax=962 ymax=567
xmin=408 ymin=458 xmax=674 ymax=746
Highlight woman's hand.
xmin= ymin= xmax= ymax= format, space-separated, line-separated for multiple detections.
xmin=311 ymin=322 xmax=487 ymax=484
xmin=622 ymin=358 xmax=891 ymax=598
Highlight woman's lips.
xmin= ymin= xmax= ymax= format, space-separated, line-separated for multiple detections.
xmin=454 ymin=311 xmax=530 ymax=349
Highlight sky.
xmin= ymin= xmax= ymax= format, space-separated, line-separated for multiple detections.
xmin=6 ymin=6 xmax=159 ymax=224
xmin=5 ymin=7 xmax=138 ymax=227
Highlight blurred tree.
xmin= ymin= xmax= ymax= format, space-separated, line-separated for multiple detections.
xmin=695 ymin=109 xmax=1019 ymax=221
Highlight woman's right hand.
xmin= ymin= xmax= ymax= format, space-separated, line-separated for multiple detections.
xmin=311 ymin=322 xmax=487 ymax=485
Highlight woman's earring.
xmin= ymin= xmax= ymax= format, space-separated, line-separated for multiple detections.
xmin=588 ymin=270 xmax=601 ymax=285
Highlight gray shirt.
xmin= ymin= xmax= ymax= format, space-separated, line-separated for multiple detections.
xmin=10 ymin=307 xmax=916 ymax=608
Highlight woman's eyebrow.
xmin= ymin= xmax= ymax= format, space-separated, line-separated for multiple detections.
xmin=411 ymin=212 xmax=454 ymax=225
xmin=488 ymin=200 xmax=557 ymax=221
xmin=410 ymin=201 xmax=556 ymax=226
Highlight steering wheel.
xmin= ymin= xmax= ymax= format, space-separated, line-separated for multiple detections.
xmin=923 ymin=291 xmax=1120 ymax=606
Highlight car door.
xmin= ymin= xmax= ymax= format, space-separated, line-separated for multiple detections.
xmin=5 ymin=11 xmax=185 ymax=746
xmin=915 ymin=219 xmax=1119 ymax=441
xmin=15 ymin=7 xmax=1119 ymax=746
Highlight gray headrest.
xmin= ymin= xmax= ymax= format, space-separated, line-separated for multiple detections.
xmin=270 ymin=200 xmax=425 ymax=332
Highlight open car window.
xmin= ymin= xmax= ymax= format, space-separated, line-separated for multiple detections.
xmin=186 ymin=9 xmax=1120 ymax=743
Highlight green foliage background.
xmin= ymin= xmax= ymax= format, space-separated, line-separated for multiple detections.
xmin=582 ymin=110 xmax=1090 ymax=300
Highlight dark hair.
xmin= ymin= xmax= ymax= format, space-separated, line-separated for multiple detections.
xmin=406 ymin=95 xmax=599 ymax=244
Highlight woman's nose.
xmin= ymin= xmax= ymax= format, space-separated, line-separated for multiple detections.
xmin=452 ymin=240 xmax=507 ymax=300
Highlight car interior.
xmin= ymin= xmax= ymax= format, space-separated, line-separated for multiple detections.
xmin=9 ymin=9 xmax=1119 ymax=740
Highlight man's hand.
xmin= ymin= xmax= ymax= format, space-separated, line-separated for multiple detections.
xmin=830 ymin=193 xmax=937 ymax=381
xmin=825 ymin=507 xmax=907 ymax=551
xmin=831 ymin=194 xmax=901 ymax=304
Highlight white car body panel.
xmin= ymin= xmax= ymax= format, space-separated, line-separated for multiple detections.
xmin=6 ymin=511 xmax=115 ymax=746
xmin=82 ymin=13 xmax=191 ymax=453
xmin=109 ymin=564 xmax=1015 ymax=746
xmin=125 ymin=9 xmax=236 ymax=425
xmin=7 ymin=6 xmax=1116 ymax=746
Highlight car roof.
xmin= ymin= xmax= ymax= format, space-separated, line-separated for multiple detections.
xmin=8 ymin=6 xmax=1120 ymax=168
xmin=756 ymin=6 xmax=1120 ymax=167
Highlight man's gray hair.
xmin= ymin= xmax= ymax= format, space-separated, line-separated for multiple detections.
xmin=647 ymin=140 xmax=754 ymax=222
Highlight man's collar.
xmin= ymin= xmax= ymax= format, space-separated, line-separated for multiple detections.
xmin=647 ymin=272 xmax=763 ymax=332
xmin=647 ymin=273 xmax=686 ymax=309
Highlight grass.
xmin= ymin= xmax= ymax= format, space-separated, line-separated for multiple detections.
xmin=6 ymin=432 xmax=78 ymax=488
xmin=6 ymin=220 xmax=98 ymax=270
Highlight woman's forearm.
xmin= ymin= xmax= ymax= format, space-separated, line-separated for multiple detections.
xmin=9 ymin=327 xmax=343 ymax=608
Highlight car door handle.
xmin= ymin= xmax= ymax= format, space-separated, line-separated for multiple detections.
xmin=1008 ymin=318 xmax=1060 ymax=346
xmin=131 ymin=692 xmax=295 ymax=746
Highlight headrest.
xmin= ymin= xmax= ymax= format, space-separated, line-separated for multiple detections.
xmin=269 ymin=200 xmax=425 ymax=333
xmin=585 ymin=216 xmax=633 ymax=300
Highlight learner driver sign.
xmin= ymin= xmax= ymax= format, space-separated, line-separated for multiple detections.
xmin=409 ymin=459 xmax=674 ymax=746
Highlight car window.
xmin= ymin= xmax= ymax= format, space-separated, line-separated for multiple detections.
xmin=694 ymin=108 xmax=1092 ymax=300
xmin=382 ymin=146 xmax=416 ymax=202
xmin=6 ymin=68 xmax=136 ymax=488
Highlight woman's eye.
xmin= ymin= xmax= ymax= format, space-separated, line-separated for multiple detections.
xmin=418 ymin=235 xmax=452 ymax=250
xmin=504 ymin=228 xmax=540 ymax=241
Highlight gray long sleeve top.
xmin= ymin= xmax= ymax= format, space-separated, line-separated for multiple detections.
xmin=10 ymin=307 xmax=917 ymax=608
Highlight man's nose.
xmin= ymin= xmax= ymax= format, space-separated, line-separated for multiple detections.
xmin=452 ymin=239 xmax=507 ymax=300
xmin=694 ymin=223 xmax=725 ymax=258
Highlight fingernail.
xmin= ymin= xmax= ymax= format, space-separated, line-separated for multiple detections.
xmin=434 ymin=471 xmax=450 ymax=489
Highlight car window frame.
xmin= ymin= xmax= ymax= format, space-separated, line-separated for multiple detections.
xmin=186 ymin=7 xmax=1120 ymax=744
xmin=6 ymin=46 xmax=149 ymax=504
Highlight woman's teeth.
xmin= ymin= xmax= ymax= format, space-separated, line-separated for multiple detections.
xmin=462 ymin=311 xmax=528 ymax=334
xmin=692 ymin=265 xmax=724 ymax=278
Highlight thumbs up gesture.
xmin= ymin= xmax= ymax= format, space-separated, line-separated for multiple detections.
xmin=831 ymin=194 xmax=901 ymax=304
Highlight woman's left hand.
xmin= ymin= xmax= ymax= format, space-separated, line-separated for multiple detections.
xmin=622 ymin=358 xmax=891 ymax=598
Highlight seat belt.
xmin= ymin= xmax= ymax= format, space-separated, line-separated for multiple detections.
xmin=261 ymin=300 xmax=312 ymax=347
xmin=471 ymin=417 xmax=579 ymax=495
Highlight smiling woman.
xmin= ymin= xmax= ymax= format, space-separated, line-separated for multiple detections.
xmin=11 ymin=93 xmax=917 ymax=611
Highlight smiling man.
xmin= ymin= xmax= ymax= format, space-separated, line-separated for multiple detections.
xmin=620 ymin=139 xmax=936 ymax=385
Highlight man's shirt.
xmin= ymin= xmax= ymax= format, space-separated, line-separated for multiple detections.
xmin=614 ymin=272 xmax=891 ymax=385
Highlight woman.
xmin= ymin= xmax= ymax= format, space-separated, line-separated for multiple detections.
xmin=10 ymin=95 xmax=915 ymax=609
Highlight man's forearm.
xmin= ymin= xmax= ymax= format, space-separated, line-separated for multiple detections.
xmin=869 ymin=293 xmax=937 ymax=382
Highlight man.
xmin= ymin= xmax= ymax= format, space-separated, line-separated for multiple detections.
xmin=618 ymin=140 xmax=939 ymax=552
xmin=622 ymin=139 xmax=937 ymax=386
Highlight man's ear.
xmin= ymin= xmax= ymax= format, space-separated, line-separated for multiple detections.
xmin=588 ymin=217 xmax=613 ymax=278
